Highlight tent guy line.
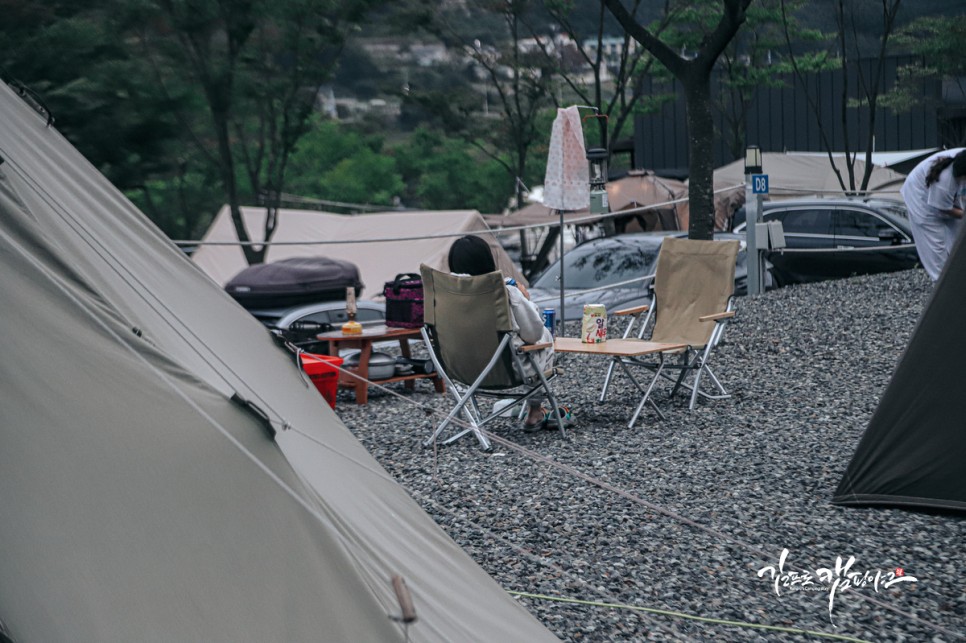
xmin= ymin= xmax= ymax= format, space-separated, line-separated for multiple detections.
xmin=411 ymin=490 xmax=686 ymax=639
xmin=506 ymin=592 xmax=874 ymax=643
xmin=170 ymin=197 xmax=690 ymax=247
xmin=173 ymin=177 xmax=908 ymax=250
xmin=417 ymin=485 xmax=871 ymax=641
xmin=339 ymin=367 xmax=964 ymax=642
xmin=171 ymin=184 xmax=746 ymax=248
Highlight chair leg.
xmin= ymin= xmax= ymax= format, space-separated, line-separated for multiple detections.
xmin=424 ymin=389 xmax=490 ymax=450
xmin=627 ymin=355 xmax=668 ymax=428
xmin=688 ymin=365 xmax=704 ymax=410
xmin=421 ymin=331 xmax=513 ymax=450
xmin=687 ymin=341 xmax=723 ymax=410
xmin=701 ymin=364 xmax=730 ymax=396
xmin=441 ymin=399 xmax=489 ymax=446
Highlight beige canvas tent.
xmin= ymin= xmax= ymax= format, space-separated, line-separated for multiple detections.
xmin=193 ymin=206 xmax=527 ymax=292
xmin=673 ymin=152 xmax=912 ymax=231
xmin=710 ymin=152 xmax=908 ymax=200
xmin=0 ymin=80 xmax=557 ymax=641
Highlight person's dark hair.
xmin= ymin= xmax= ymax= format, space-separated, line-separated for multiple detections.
xmin=925 ymin=150 xmax=966 ymax=187
xmin=448 ymin=235 xmax=496 ymax=276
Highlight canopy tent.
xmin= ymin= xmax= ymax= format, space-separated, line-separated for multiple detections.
xmin=787 ymin=148 xmax=939 ymax=175
xmin=487 ymin=171 xmax=685 ymax=232
xmin=710 ymin=152 xmax=908 ymax=201
xmin=832 ymin=232 xmax=966 ymax=513
xmin=193 ymin=206 xmax=527 ymax=291
xmin=0 ymin=80 xmax=558 ymax=641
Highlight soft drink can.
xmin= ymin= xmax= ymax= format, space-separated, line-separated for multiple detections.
xmin=542 ymin=308 xmax=556 ymax=336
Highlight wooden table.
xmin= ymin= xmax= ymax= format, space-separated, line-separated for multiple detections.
xmin=553 ymin=337 xmax=685 ymax=357
xmin=553 ymin=337 xmax=687 ymax=427
xmin=317 ymin=325 xmax=444 ymax=405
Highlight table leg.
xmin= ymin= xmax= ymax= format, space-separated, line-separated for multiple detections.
xmin=355 ymin=340 xmax=373 ymax=405
xmin=399 ymin=338 xmax=415 ymax=392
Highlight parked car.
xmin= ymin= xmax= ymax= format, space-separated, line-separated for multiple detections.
xmin=247 ymin=300 xmax=386 ymax=354
xmin=528 ymin=231 xmax=769 ymax=321
xmin=731 ymin=197 xmax=920 ymax=286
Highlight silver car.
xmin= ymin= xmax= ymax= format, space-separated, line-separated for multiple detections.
xmin=248 ymin=300 xmax=386 ymax=353
xmin=528 ymin=231 xmax=766 ymax=321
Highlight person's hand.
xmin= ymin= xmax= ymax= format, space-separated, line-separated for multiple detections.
xmin=516 ymin=282 xmax=531 ymax=300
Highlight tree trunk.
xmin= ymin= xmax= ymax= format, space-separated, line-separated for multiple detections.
xmin=684 ymin=72 xmax=715 ymax=240
xmin=214 ymin=112 xmax=264 ymax=265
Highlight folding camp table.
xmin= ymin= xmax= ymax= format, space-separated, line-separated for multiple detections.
xmin=553 ymin=337 xmax=687 ymax=427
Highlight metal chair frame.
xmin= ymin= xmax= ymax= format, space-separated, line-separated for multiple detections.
xmin=598 ymin=237 xmax=739 ymax=417
xmin=419 ymin=267 xmax=567 ymax=449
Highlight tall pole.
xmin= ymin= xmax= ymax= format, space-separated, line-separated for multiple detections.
xmin=745 ymin=176 xmax=761 ymax=296
xmin=558 ymin=209 xmax=565 ymax=335
xmin=744 ymin=145 xmax=764 ymax=296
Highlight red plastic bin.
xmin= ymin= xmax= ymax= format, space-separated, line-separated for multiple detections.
xmin=299 ymin=353 xmax=344 ymax=409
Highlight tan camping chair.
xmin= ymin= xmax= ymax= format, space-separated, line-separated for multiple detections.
xmin=419 ymin=265 xmax=568 ymax=449
xmin=599 ymin=237 xmax=739 ymax=425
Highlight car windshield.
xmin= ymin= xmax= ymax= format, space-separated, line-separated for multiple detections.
xmin=533 ymin=240 xmax=660 ymax=290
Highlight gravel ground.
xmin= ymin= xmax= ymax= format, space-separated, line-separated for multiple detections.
xmin=335 ymin=267 xmax=965 ymax=642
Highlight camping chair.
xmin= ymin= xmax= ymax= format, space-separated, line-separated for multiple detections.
xmin=419 ymin=265 xmax=568 ymax=449
xmin=599 ymin=237 xmax=739 ymax=425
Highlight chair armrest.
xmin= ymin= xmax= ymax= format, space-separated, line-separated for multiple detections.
xmin=519 ymin=341 xmax=552 ymax=352
xmin=613 ymin=304 xmax=649 ymax=317
xmin=698 ymin=311 xmax=736 ymax=322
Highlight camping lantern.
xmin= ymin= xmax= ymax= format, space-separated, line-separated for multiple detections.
xmin=341 ymin=286 xmax=362 ymax=335
xmin=744 ymin=144 xmax=763 ymax=175
xmin=587 ymin=147 xmax=609 ymax=215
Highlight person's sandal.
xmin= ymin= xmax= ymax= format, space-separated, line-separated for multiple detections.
xmin=521 ymin=405 xmax=547 ymax=432
xmin=543 ymin=405 xmax=574 ymax=429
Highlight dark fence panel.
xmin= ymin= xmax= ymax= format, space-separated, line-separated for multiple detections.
xmin=631 ymin=55 xmax=945 ymax=173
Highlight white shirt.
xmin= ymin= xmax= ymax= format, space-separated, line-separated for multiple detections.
xmin=901 ymin=148 xmax=966 ymax=221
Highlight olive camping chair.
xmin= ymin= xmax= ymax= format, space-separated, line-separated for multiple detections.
xmin=419 ymin=265 xmax=567 ymax=449
xmin=599 ymin=237 xmax=739 ymax=425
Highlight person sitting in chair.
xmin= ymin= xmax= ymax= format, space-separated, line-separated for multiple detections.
xmin=448 ymin=234 xmax=568 ymax=430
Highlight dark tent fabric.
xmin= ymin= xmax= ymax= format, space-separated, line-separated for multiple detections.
xmin=0 ymin=80 xmax=558 ymax=642
xmin=833 ymin=232 xmax=966 ymax=512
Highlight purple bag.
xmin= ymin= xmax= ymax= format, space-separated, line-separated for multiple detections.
xmin=383 ymin=273 xmax=424 ymax=328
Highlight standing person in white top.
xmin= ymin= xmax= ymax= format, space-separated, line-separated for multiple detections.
xmin=900 ymin=148 xmax=966 ymax=281
xmin=448 ymin=235 xmax=571 ymax=430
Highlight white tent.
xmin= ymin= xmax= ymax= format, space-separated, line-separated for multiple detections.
xmin=0 ymin=80 xmax=557 ymax=641
xmin=711 ymin=152 xmax=908 ymax=200
xmin=193 ymin=206 xmax=527 ymax=293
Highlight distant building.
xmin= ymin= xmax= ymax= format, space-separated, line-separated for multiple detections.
xmin=583 ymin=35 xmax=638 ymax=72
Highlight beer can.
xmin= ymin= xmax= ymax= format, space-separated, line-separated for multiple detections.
xmin=542 ymin=308 xmax=556 ymax=336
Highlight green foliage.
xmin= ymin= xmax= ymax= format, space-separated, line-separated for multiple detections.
xmin=320 ymin=148 xmax=404 ymax=206
xmin=286 ymin=119 xmax=400 ymax=205
xmin=127 ymin=162 xmax=223 ymax=240
xmin=884 ymin=15 xmax=966 ymax=113
xmin=392 ymin=127 xmax=512 ymax=212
